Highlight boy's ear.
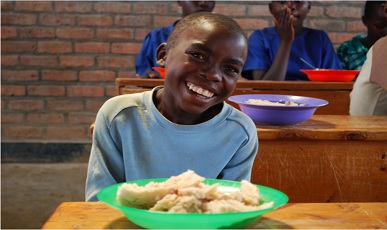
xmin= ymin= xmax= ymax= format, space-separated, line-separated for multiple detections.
xmin=156 ymin=42 xmax=167 ymax=67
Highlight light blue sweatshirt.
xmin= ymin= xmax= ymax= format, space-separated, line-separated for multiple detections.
xmin=85 ymin=87 xmax=258 ymax=201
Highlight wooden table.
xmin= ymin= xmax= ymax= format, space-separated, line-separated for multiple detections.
xmin=42 ymin=202 xmax=387 ymax=229
xmin=253 ymin=115 xmax=387 ymax=203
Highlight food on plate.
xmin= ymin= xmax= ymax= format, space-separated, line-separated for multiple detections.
xmin=247 ymin=99 xmax=305 ymax=106
xmin=116 ymin=170 xmax=273 ymax=213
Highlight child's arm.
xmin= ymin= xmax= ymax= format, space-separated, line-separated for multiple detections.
xmin=85 ymin=109 xmax=125 ymax=201
xmin=255 ymin=6 xmax=294 ymax=80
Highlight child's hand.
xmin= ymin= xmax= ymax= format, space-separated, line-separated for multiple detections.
xmin=136 ymin=70 xmax=162 ymax=78
xmin=275 ymin=6 xmax=295 ymax=43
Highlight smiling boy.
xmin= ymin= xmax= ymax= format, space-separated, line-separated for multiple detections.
xmin=86 ymin=12 xmax=258 ymax=201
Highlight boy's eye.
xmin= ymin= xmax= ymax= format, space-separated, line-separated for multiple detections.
xmin=188 ymin=52 xmax=205 ymax=60
xmin=224 ymin=66 xmax=240 ymax=75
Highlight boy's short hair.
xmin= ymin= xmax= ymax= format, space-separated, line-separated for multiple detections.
xmin=364 ymin=1 xmax=386 ymax=19
xmin=166 ymin=12 xmax=247 ymax=50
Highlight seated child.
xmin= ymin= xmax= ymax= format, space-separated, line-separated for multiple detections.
xmin=135 ymin=1 xmax=215 ymax=78
xmin=86 ymin=12 xmax=258 ymax=201
xmin=242 ymin=1 xmax=342 ymax=81
xmin=350 ymin=36 xmax=387 ymax=115
xmin=337 ymin=1 xmax=387 ymax=71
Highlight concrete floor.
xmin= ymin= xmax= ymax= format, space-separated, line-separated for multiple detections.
xmin=1 ymin=163 xmax=88 ymax=229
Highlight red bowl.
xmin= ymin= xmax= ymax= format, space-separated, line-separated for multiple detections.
xmin=152 ymin=67 xmax=166 ymax=78
xmin=300 ymin=69 xmax=360 ymax=82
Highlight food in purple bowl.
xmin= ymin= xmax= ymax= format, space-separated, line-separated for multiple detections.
xmin=228 ymin=94 xmax=328 ymax=126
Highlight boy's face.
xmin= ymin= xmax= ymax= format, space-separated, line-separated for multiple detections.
xmin=363 ymin=5 xmax=387 ymax=44
xmin=178 ymin=1 xmax=215 ymax=17
xmin=270 ymin=1 xmax=310 ymax=27
xmin=160 ymin=23 xmax=247 ymax=114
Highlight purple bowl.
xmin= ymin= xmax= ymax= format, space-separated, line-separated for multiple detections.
xmin=228 ymin=94 xmax=328 ymax=126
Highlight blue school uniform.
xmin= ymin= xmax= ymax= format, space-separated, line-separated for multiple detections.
xmin=135 ymin=22 xmax=176 ymax=76
xmin=243 ymin=27 xmax=342 ymax=81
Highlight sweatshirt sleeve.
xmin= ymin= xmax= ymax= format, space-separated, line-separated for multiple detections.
xmin=85 ymin=105 xmax=125 ymax=202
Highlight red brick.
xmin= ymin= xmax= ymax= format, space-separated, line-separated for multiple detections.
xmin=132 ymin=3 xmax=168 ymax=14
xmin=38 ymin=41 xmax=72 ymax=53
xmin=39 ymin=14 xmax=76 ymax=26
xmin=154 ymin=16 xmax=180 ymax=28
xmin=56 ymin=28 xmax=94 ymax=39
xmin=1 ymin=13 xmax=37 ymax=25
xmin=79 ymin=70 xmax=115 ymax=82
xmin=347 ymin=21 xmax=366 ymax=32
xmin=308 ymin=20 xmax=345 ymax=32
xmin=308 ymin=6 xmax=325 ymax=17
xmin=15 ymin=1 xmax=52 ymax=11
xmin=60 ymin=56 xmax=94 ymax=67
xmin=18 ymin=27 xmax=55 ymax=38
xmin=75 ymin=42 xmax=109 ymax=53
xmin=8 ymin=99 xmax=45 ymax=111
xmin=55 ymin=2 xmax=92 ymax=12
xmin=135 ymin=28 xmax=150 ymax=40
xmin=85 ymin=99 xmax=106 ymax=111
xmin=111 ymin=42 xmax=141 ymax=54
xmin=47 ymin=100 xmax=84 ymax=111
xmin=28 ymin=85 xmax=65 ymax=97
xmin=78 ymin=15 xmax=113 ymax=26
xmin=1 ymin=1 xmax=14 ymax=11
xmin=118 ymin=71 xmax=136 ymax=78
xmin=27 ymin=113 xmax=64 ymax=123
xmin=329 ymin=32 xmax=357 ymax=45
xmin=326 ymin=6 xmax=361 ymax=19
xmin=96 ymin=28 xmax=134 ymax=40
xmin=114 ymin=15 xmax=151 ymax=27
xmin=106 ymin=85 xmax=116 ymax=97
xmin=1 ymin=55 xmax=19 ymax=66
xmin=216 ymin=4 xmax=247 ymax=16
xmin=1 ymin=113 xmax=24 ymax=123
xmin=67 ymin=85 xmax=105 ymax=97
xmin=1 ymin=85 xmax=26 ymax=96
xmin=235 ymin=18 xmax=269 ymax=31
xmin=42 ymin=70 xmax=78 ymax=81
xmin=21 ymin=55 xmax=57 ymax=67
xmin=247 ymin=5 xmax=272 ymax=17
xmin=97 ymin=56 xmax=134 ymax=68
xmin=2 ymin=126 xmax=44 ymax=138
xmin=46 ymin=126 xmax=86 ymax=138
xmin=68 ymin=112 xmax=96 ymax=124
xmin=1 ymin=41 xmax=36 ymax=53
xmin=1 ymin=70 xmax=39 ymax=81
xmin=94 ymin=2 xmax=131 ymax=13
xmin=1 ymin=26 xmax=17 ymax=39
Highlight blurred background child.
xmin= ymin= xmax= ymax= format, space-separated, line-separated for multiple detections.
xmin=242 ymin=1 xmax=342 ymax=81
xmin=135 ymin=1 xmax=215 ymax=78
xmin=350 ymin=2 xmax=387 ymax=116
xmin=337 ymin=1 xmax=387 ymax=71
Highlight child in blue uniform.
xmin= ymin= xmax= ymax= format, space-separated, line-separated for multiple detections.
xmin=86 ymin=12 xmax=258 ymax=201
xmin=135 ymin=1 xmax=215 ymax=78
xmin=242 ymin=1 xmax=342 ymax=81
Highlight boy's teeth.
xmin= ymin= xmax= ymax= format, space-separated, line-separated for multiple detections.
xmin=187 ymin=82 xmax=214 ymax=98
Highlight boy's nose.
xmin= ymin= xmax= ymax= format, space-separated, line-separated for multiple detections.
xmin=201 ymin=67 xmax=221 ymax=81
xmin=286 ymin=1 xmax=296 ymax=10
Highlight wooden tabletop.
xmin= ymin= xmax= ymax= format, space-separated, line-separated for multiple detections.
xmin=256 ymin=115 xmax=387 ymax=141
xmin=42 ymin=202 xmax=387 ymax=229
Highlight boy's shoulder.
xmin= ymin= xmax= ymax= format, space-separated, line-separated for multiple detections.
xmin=100 ymin=91 xmax=150 ymax=118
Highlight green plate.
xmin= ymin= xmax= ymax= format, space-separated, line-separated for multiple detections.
xmin=97 ymin=178 xmax=288 ymax=229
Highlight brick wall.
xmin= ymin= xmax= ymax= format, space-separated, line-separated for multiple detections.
xmin=1 ymin=1 xmax=366 ymax=142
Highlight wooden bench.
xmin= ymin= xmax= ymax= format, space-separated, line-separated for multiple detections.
xmin=115 ymin=78 xmax=354 ymax=115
